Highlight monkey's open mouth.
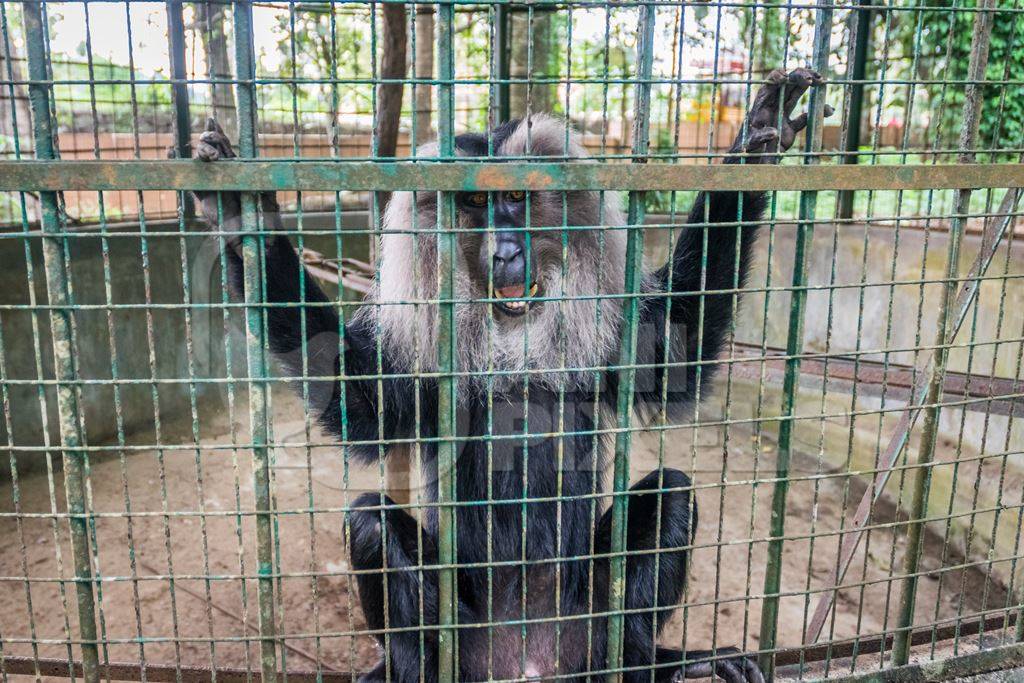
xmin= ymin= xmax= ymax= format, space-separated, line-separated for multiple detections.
xmin=494 ymin=282 xmax=540 ymax=316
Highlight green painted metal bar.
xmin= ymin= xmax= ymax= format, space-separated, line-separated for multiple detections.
xmin=20 ymin=3 xmax=101 ymax=682
xmin=493 ymin=3 xmax=510 ymax=124
xmin=5 ymin=161 xmax=1024 ymax=193
xmin=836 ymin=0 xmax=872 ymax=220
xmin=891 ymin=0 xmax=996 ymax=666
xmin=757 ymin=1 xmax=834 ymax=677
xmin=807 ymin=641 xmax=1024 ymax=683
xmin=604 ymin=3 xmax=657 ymax=680
xmin=165 ymin=0 xmax=194 ymax=219
xmin=232 ymin=2 xmax=278 ymax=681
xmin=435 ymin=1 xmax=459 ymax=681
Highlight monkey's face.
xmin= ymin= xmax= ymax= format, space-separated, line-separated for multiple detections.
xmin=457 ymin=189 xmax=567 ymax=319
xmin=374 ymin=116 xmax=630 ymax=390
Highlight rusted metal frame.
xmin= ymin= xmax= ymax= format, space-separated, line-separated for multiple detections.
xmin=804 ymin=179 xmax=1023 ymax=645
xmin=231 ymin=2 xmax=279 ymax=681
xmin=20 ymin=3 xmax=101 ymax=683
xmin=891 ymin=0 xmax=996 ymax=666
xmin=604 ymin=3 xmax=657 ymax=679
xmin=728 ymin=343 xmax=1024 ymax=418
xmin=837 ymin=0 xmax=873 ymax=219
xmin=3 ymin=611 xmax=1018 ymax=683
xmin=165 ymin=0 xmax=194 ymax=219
xmin=435 ymin=1 xmax=459 ymax=681
xmin=810 ymin=642 xmax=1024 ymax=683
xmin=5 ymin=160 xmax=1024 ymax=192
xmin=757 ymin=1 xmax=834 ymax=677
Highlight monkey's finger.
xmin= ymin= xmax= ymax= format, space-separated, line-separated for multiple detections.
xmin=195 ymin=140 xmax=225 ymax=162
xmin=789 ymin=102 xmax=835 ymax=137
xmin=782 ymin=67 xmax=823 ymax=117
xmin=744 ymin=126 xmax=779 ymax=152
xmin=747 ymin=69 xmax=788 ymax=125
xmin=197 ymin=131 xmax=236 ymax=160
xmin=712 ymin=659 xmax=747 ymax=683
xmin=789 ymin=112 xmax=809 ymax=135
xmin=205 ymin=116 xmax=225 ymax=135
xmin=676 ymin=663 xmax=713 ymax=680
xmin=739 ymin=657 xmax=766 ymax=683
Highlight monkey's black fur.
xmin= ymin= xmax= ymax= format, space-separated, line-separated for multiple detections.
xmin=195 ymin=68 xmax=827 ymax=683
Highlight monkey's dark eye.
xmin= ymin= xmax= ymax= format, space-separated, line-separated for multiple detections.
xmin=465 ymin=192 xmax=488 ymax=208
xmin=506 ymin=190 xmax=526 ymax=202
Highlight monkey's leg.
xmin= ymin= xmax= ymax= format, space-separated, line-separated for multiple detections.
xmin=349 ymin=493 xmax=439 ymax=683
xmin=596 ymin=471 xmax=764 ymax=683
xmin=595 ymin=468 xmax=694 ymax=682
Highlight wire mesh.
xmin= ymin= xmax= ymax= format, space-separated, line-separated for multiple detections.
xmin=1 ymin=1 xmax=1023 ymax=682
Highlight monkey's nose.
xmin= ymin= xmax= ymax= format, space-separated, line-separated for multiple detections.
xmin=492 ymin=237 xmax=526 ymax=286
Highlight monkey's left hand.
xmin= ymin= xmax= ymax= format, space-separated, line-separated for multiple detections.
xmin=169 ymin=117 xmax=281 ymax=251
xmin=731 ymin=67 xmax=834 ymax=164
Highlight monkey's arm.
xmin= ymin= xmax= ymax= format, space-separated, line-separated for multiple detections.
xmin=191 ymin=120 xmax=417 ymax=458
xmin=633 ymin=69 xmax=829 ymax=409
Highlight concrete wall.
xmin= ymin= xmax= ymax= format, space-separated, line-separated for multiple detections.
xmin=0 ymin=212 xmax=368 ymax=479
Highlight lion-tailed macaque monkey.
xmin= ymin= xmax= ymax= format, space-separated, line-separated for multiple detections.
xmin=190 ymin=69 xmax=829 ymax=682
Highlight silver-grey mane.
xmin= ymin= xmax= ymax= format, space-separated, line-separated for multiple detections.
xmin=359 ymin=115 xmax=636 ymax=395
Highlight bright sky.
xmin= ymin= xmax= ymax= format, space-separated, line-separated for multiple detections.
xmin=37 ymin=1 xmax=751 ymax=80
xmin=44 ymin=1 xmax=282 ymax=76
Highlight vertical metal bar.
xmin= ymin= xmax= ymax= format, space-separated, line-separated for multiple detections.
xmin=494 ymin=3 xmax=510 ymax=124
xmin=165 ymin=0 xmax=193 ymax=219
xmin=891 ymin=0 xmax=995 ymax=665
xmin=837 ymin=0 xmax=872 ymax=220
xmin=20 ymin=3 xmax=100 ymax=682
xmin=436 ymin=2 xmax=458 ymax=682
xmin=232 ymin=2 xmax=278 ymax=681
xmin=757 ymin=2 xmax=833 ymax=677
xmin=604 ymin=4 xmax=656 ymax=680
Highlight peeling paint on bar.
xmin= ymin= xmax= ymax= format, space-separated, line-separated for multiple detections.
xmin=2 ymin=161 xmax=1024 ymax=192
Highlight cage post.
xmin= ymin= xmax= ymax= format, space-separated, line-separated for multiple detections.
xmin=493 ymin=3 xmax=510 ymax=125
xmin=231 ymin=2 xmax=278 ymax=680
xmin=604 ymin=3 xmax=657 ymax=680
xmin=435 ymin=1 xmax=459 ymax=681
xmin=20 ymin=3 xmax=101 ymax=682
xmin=891 ymin=0 xmax=996 ymax=666
xmin=165 ymin=0 xmax=193 ymax=220
xmin=837 ymin=0 xmax=872 ymax=220
xmin=757 ymin=1 xmax=834 ymax=677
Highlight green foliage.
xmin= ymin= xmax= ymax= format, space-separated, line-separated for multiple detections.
xmin=894 ymin=1 xmax=1024 ymax=159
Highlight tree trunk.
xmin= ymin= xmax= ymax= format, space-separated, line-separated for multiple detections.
xmin=414 ymin=5 xmax=434 ymax=145
xmin=197 ymin=1 xmax=237 ymax=138
xmin=509 ymin=8 xmax=553 ymax=118
xmin=0 ymin=36 xmax=32 ymax=152
xmin=375 ymin=3 xmax=407 ymax=159
xmin=374 ymin=4 xmax=407 ymax=215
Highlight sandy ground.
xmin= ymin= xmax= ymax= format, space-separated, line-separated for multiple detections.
xmin=0 ymin=386 xmax=1011 ymax=679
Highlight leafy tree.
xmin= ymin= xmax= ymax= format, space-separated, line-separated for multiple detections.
xmin=894 ymin=1 xmax=1023 ymax=159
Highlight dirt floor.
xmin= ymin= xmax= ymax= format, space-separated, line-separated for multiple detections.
xmin=0 ymin=387 xmax=1011 ymax=679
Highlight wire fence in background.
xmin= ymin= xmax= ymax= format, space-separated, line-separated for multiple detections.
xmin=0 ymin=1 xmax=1023 ymax=682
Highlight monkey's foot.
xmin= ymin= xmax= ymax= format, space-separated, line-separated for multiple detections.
xmin=733 ymin=66 xmax=834 ymax=163
xmin=669 ymin=647 xmax=765 ymax=683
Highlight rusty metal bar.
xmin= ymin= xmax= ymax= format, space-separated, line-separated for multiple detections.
xmin=231 ymin=1 xmax=278 ymax=681
xmin=891 ymin=0 xmax=996 ymax=665
xmin=3 ymin=161 xmax=1024 ymax=192
xmin=20 ymin=3 xmax=101 ymax=682
xmin=3 ymin=611 xmax=1016 ymax=683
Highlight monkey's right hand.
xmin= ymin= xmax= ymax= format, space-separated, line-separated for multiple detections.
xmin=186 ymin=117 xmax=281 ymax=250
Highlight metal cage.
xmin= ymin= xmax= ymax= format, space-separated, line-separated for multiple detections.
xmin=0 ymin=1 xmax=1023 ymax=681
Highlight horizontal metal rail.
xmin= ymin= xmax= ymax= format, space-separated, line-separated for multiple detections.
xmin=3 ymin=161 xmax=1024 ymax=191
xmin=0 ymin=612 xmax=1016 ymax=683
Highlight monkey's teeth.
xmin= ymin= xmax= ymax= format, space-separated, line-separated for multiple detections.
xmin=529 ymin=283 xmax=538 ymax=297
